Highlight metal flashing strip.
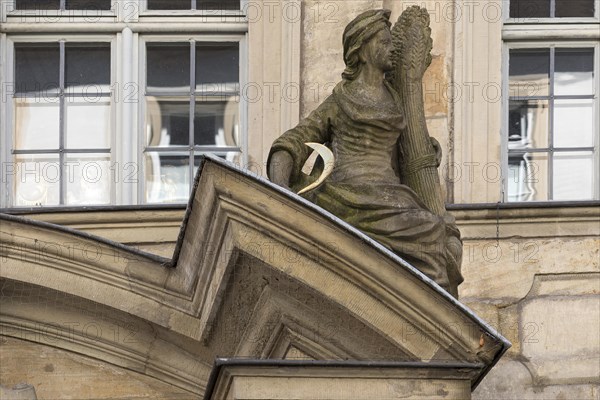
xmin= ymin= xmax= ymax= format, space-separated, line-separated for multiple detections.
xmin=0 ymin=212 xmax=171 ymax=266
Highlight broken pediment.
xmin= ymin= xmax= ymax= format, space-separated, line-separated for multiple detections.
xmin=0 ymin=155 xmax=509 ymax=396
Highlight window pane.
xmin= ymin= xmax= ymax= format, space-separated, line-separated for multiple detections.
xmin=14 ymin=154 xmax=60 ymax=207
xmin=508 ymin=100 xmax=549 ymax=149
xmin=555 ymin=48 xmax=594 ymax=96
xmin=553 ymin=152 xmax=595 ymax=200
xmin=147 ymin=0 xmax=240 ymax=10
xmin=510 ymin=0 xmax=550 ymax=18
xmin=507 ymin=152 xmax=549 ymax=202
xmin=145 ymin=97 xmax=190 ymax=146
xmin=66 ymin=154 xmax=111 ymax=205
xmin=554 ymin=99 xmax=594 ymax=148
xmin=65 ymin=0 xmax=111 ymax=10
xmin=194 ymin=100 xmax=240 ymax=147
xmin=198 ymin=0 xmax=240 ymax=10
xmin=555 ymin=0 xmax=595 ymax=17
xmin=14 ymin=98 xmax=60 ymax=150
xmin=66 ymin=98 xmax=111 ymax=149
xmin=195 ymin=43 xmax=239 ymax=88
xmin=145 ymin=153 xmax=191 ymax=203
xmin=66 ymin=43 xmax=111 ymax=90
xmin=146 ymin=43 xmax=190 ymax=92
xmin=15 ymin=0 xmax=60 ymax=10
xmin=147 ymin=0 xmax=190 ymax=10
xmin=509 ymin=49 xmax=550 ymax=97
xmin=15 ymin=44 xmax=60 ymax=94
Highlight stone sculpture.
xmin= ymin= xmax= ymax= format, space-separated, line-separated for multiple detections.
xmin=267 ymin=8 xmax=463 ymax=297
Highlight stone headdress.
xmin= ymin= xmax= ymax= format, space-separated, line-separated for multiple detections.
xmin=342 ymin=9 xmax=392 ymax=80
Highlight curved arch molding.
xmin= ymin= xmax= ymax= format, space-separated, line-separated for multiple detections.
xmin=0 ymin=155 xmax=510 ymax=396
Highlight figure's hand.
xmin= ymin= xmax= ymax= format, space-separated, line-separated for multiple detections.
xmin=430 ymin=137 xmax=442 ymax=167
xmin=268 ymin=151 xmax=293 ymax=190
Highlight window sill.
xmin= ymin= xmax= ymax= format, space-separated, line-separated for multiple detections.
xmin=448 ymin=201 xmax=600 ymax=240
xmin=502 ymin=22 xmax=600 ymax=40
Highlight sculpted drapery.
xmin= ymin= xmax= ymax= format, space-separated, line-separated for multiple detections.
xmin=267 ymin=9 xmax=463 ymax=297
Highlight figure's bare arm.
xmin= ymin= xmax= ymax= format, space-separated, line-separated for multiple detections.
xmin=267 ymin=96 xmax=335 ymax=189
xmin=268 ymin=150 xmax=294 ymax=189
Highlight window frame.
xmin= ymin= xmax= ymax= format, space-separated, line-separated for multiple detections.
xmin=139 ymin=0 xmax=246 ymax=17
xmin=0 ymin=3 xmax=251 ymax=208
xmin=500 ymin=0 xmax=600 ymax=202
xmin=504 ymin=0 xmax=599 ymax=22
xmin=1 ymin=0 xmax=300 ymax=209
xmin=4 ymin=0 xmax=117 ymax=18
xmin=138 ymin=33 xmax=247 ymax=204
xmin=2 ymin=34 xmax=118 ymax=208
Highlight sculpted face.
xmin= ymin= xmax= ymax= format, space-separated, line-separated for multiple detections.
xmin=363 ymin=28 xmax=394 ymax=72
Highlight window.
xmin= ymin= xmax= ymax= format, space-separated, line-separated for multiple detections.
xmin=142 ymin=39 xmax=242 ymax=204
xmin=15 ymin=0 xmax=111 ymax=11
xmin=503 ymin=0 xmax=599 ymax=202
xmin=9 ymin=40 xmax=114 ymax=207
xmin=1 ymin=0 xmax=247 ymax=208
xmin=146 ymin=0 xmax=240 ymax=11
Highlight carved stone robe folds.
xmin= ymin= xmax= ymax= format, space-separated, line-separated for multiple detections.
xmin=268 ymin=80 xmax=463 ymax=296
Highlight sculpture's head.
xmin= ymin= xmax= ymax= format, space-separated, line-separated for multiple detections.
xmin=342 ymin=9 xmax=392 ymax=81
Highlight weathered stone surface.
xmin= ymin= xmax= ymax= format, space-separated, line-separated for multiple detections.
xmin=423 ymin=55 xmax=449 ymax=117
xmin=207 ymin=362 xmax=475 ymax=400
xmin=459 ymin=238 xmax=599 ymax=301
xmin=0 ymin=337 xmax=191 ymax=400
xmin=467 ymin=260 xmax=600 ymax=400
xmin=473 ymin=358 xmax=600 ymax=400
xmin=521 ymin=295 xmax=600 ymax=381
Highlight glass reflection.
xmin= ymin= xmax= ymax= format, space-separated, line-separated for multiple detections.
xmin=66 ymin=98 xmax=111 ymax=149
xmin=147 ymin=0 xmax=190 ymax=10
xmin=146 ymin=43 xmax=190 ymax=92
xmin=510 ymin=0 xmax=550 ymax=18
xmin=145 ymin=153 xmax=191 ymax=203
xmin=65 ymin=0 xmax=111 ymax=10
xmin=14 ymin=155 xmax=60 ymax=206
xmin=507 ymin=152 xmax=549 ymax=202
xmin=195 ymin=43 xmax=239 ymax=87
xmin=508 ymin=100 xmax=549 ymax=149
xmin=66 ymin=154 xmax=111 ymax=205
xmin=145 ymin=97 xmax=190 ymax=147
xmin=509 ymin=49 xmax=550 ymax=97
xmin=555 ymin=0 xmax=595 ymax=17
xmin=554 ymin=99 xmax=594 ymax=148
xmin=14 ymin=98 xmax=60 ymax=150
xmin=555 ymin=48 xmax=594 ymax=96
xmin=65 ymin=43 xmax=111 ymax=91
xmin=194 ymin=99 xmax=239 ymax=147
xmin=553 ymin=152 xmax=595 ymax=200
xmin=16 ymin=0 xmax=60 ymax=10
xmin=198 ymin=0 xmax=240 ymax=10
xmin=15 ymin=44 xmax=60 ymax=94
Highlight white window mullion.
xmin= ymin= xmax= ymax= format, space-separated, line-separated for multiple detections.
xmin=240 ymin=33 xmax=248 ymax=168
xmin=0 ymin=34 xmax=12 ymax=208
xmin=118 ymin=27 xmax=136 ymax=205
xmin=137 ymin=36 xmax=147 ymax=204
xmin=594 ymin=41 xmax=600 ymax=199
